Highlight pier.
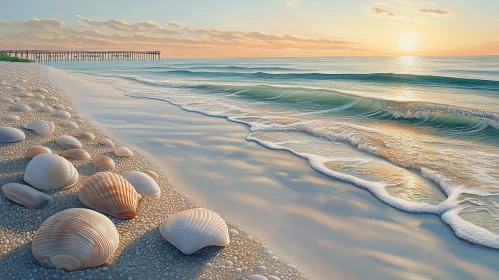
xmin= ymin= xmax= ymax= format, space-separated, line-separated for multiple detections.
xmin=0 ymin=50 xmax=161 ymax=63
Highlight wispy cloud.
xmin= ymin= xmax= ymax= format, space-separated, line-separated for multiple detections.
xmin=286 ymin=0 xmax=299 ymax=7
xmin=419 ymin=8 xmax=451 ymax=15
xmin=371 ymin=7 xmax=396 ymax=16
xmin=167 ymin=21 xmax=183 ymax=27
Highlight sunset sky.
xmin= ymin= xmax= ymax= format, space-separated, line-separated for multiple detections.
xmin=0 ymin=0 xmax=498 ymax=57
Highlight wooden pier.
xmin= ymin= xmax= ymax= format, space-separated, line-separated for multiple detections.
xmin=0 ymin=50 xmax=161 ymax=63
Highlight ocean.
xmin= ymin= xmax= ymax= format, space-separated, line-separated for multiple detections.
xmin=49 ymin=55 xmax=499 ymax=250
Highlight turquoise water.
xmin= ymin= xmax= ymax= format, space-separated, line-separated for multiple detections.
xmin=49 ymin=56 xmax=499 ymax=249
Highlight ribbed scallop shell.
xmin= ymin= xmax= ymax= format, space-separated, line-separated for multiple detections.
xmin=56 ymin=135 xmax=82 ymax=149
xmin=26 ymin=146 xmax=52 ymax=158
xmin=159 ymin=208 xmax=230 ymax=254
xmin=2 ymin=183 xmax=54 ymax=209
xmin=122 ymin=171 xmax=161 ymax=199
xmin=60 ymin=149 xmax=91 ymax=160
xmin=12 ymin=103 xmax=31 ymax=111
xmin=0 ymin=127 xmax=25 ymax=143
xmin=78 ymin=172 xmax=141 ymax=219
xmin=98 ymin=138 xmax=114 ymax=147
xmin=56 ymin=111 xmax=71 ymax=119
xmin=23 ymin=154 xmax=79 ymax=191
xmin=32 ymin=208 xmax=119 ymax=271
xmin=114 ymin=146 xmax=133 ymax=157
xmin=79 ymin=132 xmax=95 ymax=141
xmin=23 ymin=120 xmax=55 ymax=136
xmin=93 ymin=156 xmax=115 ymax=170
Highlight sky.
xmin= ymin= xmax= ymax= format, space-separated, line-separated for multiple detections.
xmin=0 ymin=0 xmax=498 ymax=58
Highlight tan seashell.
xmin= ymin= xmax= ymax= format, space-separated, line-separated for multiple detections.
xmin=26 ymin=146 xmax=52 ymax=159
xmin=12 ymin=103 xmax=31 ymax=112
xmin=60 ymin=149 xmax=91 ymax=160
xmin=79 ymin=132 xmax=95 ymax=141
xmin=98 ymin=138 xmax=114 ymax=147
xmin=40 ymin=106 xmax=54 ymax=113
xmin=159 ymin=208 xmax=230 ymax=255
xmin=22 ymin=92 xmax=34 ymax=97
xmin=0 ymin=97 xmax=14 ymax=103
xmin=47 ymin=96 xmax=59 ymax=102
xmin=54 ymin=104 xmax=65 ymax=110
xmin=56 ymin=111 xmax=71 ymax=119
xmin=114 ymin=146 xmax=134 ymax=157
xmin=145 ymin=170 xmax=159 ymax=180
xmin=32 ymin=208 xmax=119 ymax=271
xmin=5 ymin=114 xmax=20 ymax=121
xmin=56 ymin=135 xmax=83 ymax=149
xmin=122 ymin=171 xmax=161 ymax=199
xmin=92 ymin=156 xmax=115 ymax=170
xmin=63 ymin=121 xmax=79 ymax=129
xmin=37 ymin=88 xmax=48 ymax=94
xmin=23 ymin=154 xmax=79 ymax=191
xmin=23 ymin=120 xmax=55 ymax=136
xmin=30 ymin=101 xmax=44 ymax=108
xmin=78 ymin=172 xmax=141 ymax=219
xmin=1 ymin=183 xmax=54 ymax=209
xmin=35 ymin=95 xmax=45 ymax=99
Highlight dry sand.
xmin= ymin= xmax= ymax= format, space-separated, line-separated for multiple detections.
xmin=0 ymin=62 xmax=305 ymax=280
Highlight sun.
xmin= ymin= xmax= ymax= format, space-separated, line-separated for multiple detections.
xmin=398 ymin=34 xmax=417 ymax=51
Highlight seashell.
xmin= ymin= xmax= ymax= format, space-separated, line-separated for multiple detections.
xmin=63 ymin=122 xmax=79 ymax=129
xmin=122 ymin=171 xmax=161 ymax=199
xmin=92 ymin=156 xmax=115 ymax=170
xmin=66 ymin=107 xmax=72 ymax=112
xmin=31 ymin=208 xmax=119 ymax=271
xmin=98 ymin=138 xmax=114 ymax=147
xmin=22 ymin=92 xmax=34 ymax=97
xmin=26 ymin=146 xmax=52 ymax=158
xmin=78 ymin=172 xmax=141 ymax=219
xmin=54 ymin=104 xmax=65 ymax=110
xmin=1 ymin=183 xmax=54 ymax=209
xmin=0 ymin=97 xmax=14 ymax=103
xmin=13 ymin=85 xmax=23 ymax=90
xmin=12 ymin=96 xmax=20 ymax=102
xmin=159 ymin=208 xmax=230 ymax=254
xmin=47 ymin=96 xmax=59 ymax=102
xmin=37 ymin=88 xmax=48 ymax=94
xmin=114 ymin=147 xmax=133 ymax=157
xmin=36 ymin=95 xmax=46 ymax=99
xmin=0 ymin=127 xmax=25 ymax=143
xmin=23 ymin=154 xmax=79 ymax=191
xmin=40 ymin=106 xmax=54 ymax=113
xmin=60 ymin=149 xmax=91 ymax=160
xmin=73 ymin=114 xmax=83 ymax=120
xmin=145 ymin=170 xmax=159 ymax=180
xmin=56 ymin=135 xmax=83 ymax=149
xmin=23 ymin=120 xmax=55 ymax=136
xmin=5 ymin=114 xmax=20 ymax=121
xmin=12 ymin=103 xmax=31 ymax=112
xmin=30 ymin=101 xmax=44 ymax=108
xmin=56 ymin=111 xmax=71 ymax=119
xmin=79 ymin=132 xmax=94 ymax=141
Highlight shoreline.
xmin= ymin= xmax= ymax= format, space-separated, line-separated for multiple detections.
xmin=0 ymin=62 xmax=305 ymax=280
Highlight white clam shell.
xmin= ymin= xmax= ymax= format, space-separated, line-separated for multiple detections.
xmin=40 ymin=106 xmax=54 ymax=113
xmin=23 ymin=120 xmax=55 ymax=136
xmin=54 ymin=104 xmax=65 ymax=110
xmin=23 ymin=154 xmax=79 ymax=191
xmin=122 ymin=171 xmax=161 ymax=199
xmin=79 ymin=132 xmax=95 ymax=141
xmin=159 ymin=208 xmax=230 ymax=254
xmin=114 ymin=146 xmax=134 ymax=157
xmin=56 ymin=111 xmax=71 ymax=119
xmin=60 ymin=149 xmax=91 ymax=160
xmin=22 ymin=92 xmax=34 ymax=97
xmin=32 ymin=208 xmax=119 ymax=271
xmin=12 ymin=103 xmax=32 ymax=112
xmin=5 ymin=114 xmax=20 ymax=121
xmin=47 ymin=96 xmax=59 ymax=102
xmin=78 ymin=172 xmax=141 ymax=219
xmin=92 ymin=156 xmax=115 ymax=170
xmin=0 ymin=127 xmax=25 ymax=143
xmin=30 ymin=101 xmax=44 ymax=108
xmin=56 ymin=135 xmax=83 ymax=149
xmin=63 ymin=121 xmax=79 ymax=129
xmin=36 ymin=95 xmax=46 ymax=99
xmin=1 ymin=183 xmax=54 ymax=209
xmin=37 ymin=88 xmax=48 ymax=94
xmin=12 ymin=96 xmax=20 ymax=102
xmin=26 ymin=146 xmax=52 ymax=159
xmin=98 ymin=138 xmax=114 ymax=147
xmin=0 ymin=97 xmax=14 ymax=103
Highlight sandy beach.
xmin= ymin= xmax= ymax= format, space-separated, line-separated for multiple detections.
xmin=0 ymin=62 xmax=305 ymax=280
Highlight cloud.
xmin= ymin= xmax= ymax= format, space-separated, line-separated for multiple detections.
xmin=167 ymin=21 xmax=182 ymax=27
xmin=419 ymin=8 xmax=451 ymax=15
xmin=371 ymin=7 xmax=396 ymax=16
xmin=73 ymin=21 xmax=88 ymax=27
xmin=0 ymin=18 xmax=65 ymax=30
xmin=286 ymin=0 xmax=299 ymax=7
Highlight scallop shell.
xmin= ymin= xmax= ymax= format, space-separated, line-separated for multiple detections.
xmin=1 ymin=183 xmax=54 ymax=209
xmin=98 ymin=138 xmax=114 ymax=147
xmin=56 ymin=135 xmax=83 ymax=149
xmin=47 ymin=96 xmax=59 ymax=102
xmin=26 ymin=146 xmax=52 ymax=159
xmin=5 ymin=114 xmax=20 ymax=121
xmin=23 ymin=154 xmax=79 ymax=191
xmin=159 ymin=208 xmax=230 ymax=254
xmin=23 ymin=120 xmax=55 ymax=136
xmin=60 ymin=149 xmax=91 ymax=160
xmin=114 ymin=147 xmax=134 ymax=157
xmin=54 ymin=104 xmax=65 ymax=110
xmin=63 ymin=122 xmax=79 ymax=129
xmin=56 ymin=111 xmax=71 ymax=119
xmin=0 ymin=127 xmax=25 ymax=143
xmin=32 ymin=208 xmax=119 ymax=271
xmin=12 ymin=103 xmax=32 ymax=112
xmin=145 ymin=170 xmax=159 ymax=180
xmin=79 ymin=132 xmax=95 ymax=141
xmin=30 ymin=101 xmax=44 ymax=108
xmin=92 ymin=156 xmax=115 ymax=170
xmin=122 ymin=171 xmax=161 ymax=199
xmin=0 ymin=97 xmax=14 ymax=103
xmin=78 ymin=172 xmax=141 ymax=219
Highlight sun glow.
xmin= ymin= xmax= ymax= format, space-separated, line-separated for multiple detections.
xmin=398 ymin=34 xmax=417 ymax=52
